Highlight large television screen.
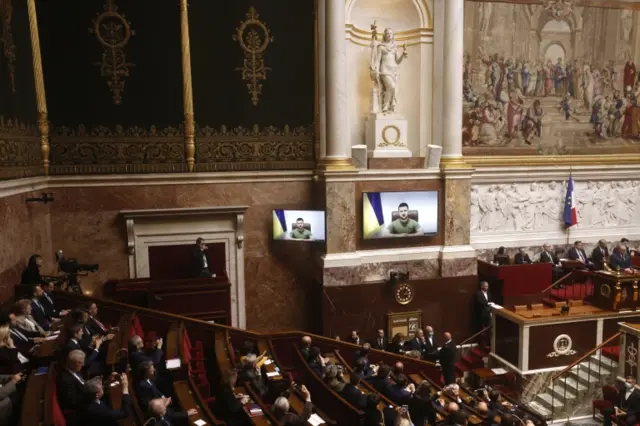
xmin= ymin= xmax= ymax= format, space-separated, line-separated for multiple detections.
xmin=362 ymin=191 xmax=438 ymax=239
xmin=272 ymin=209 xmax=326 ymax=242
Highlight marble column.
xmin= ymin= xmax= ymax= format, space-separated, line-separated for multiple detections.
xmin=441 ymin=0 xmax=464 ymax=165
xmin=322 ymin=0 xmax=353 ymax=170
xmin=317 ymin=0 xmax=327 ymax=160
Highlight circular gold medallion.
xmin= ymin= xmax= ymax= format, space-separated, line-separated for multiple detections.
xmin=394 ymin=282 xmax=414 ymax=305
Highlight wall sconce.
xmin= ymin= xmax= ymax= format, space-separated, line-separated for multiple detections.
xmin=26 ymin=193 xmax=54 ymax=204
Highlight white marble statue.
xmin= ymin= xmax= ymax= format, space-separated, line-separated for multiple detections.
xmin=370 ymin=24 xmax=408 ymax=115
xmin=621 ymin=10 xmax=633 ymax=42
xmin=471 ymin=179 xmax=640 ymax=234
xmin=478 ymin=3 xmax=492 ymax=33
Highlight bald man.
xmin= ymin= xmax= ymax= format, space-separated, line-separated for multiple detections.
xmin=301 ymin=336 xmax=312 ymax=361
xmin=439 ymin=332 xmax=457 ymax=385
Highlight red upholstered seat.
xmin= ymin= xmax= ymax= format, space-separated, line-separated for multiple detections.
xmin=51 ymin=383 xmax=67 ymax=426
xmin=191 ymin=340 xmax=205 ymax=360
xmin=132 ymin=316 xmax=144 ymax=338
xmin=593 ymin=385 xmax=619 ymax=419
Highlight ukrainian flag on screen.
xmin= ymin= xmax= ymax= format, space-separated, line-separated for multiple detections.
xmin=363 ymin=192 xmax=384 ymax=238
xmin=273 ymin=210 xmax=287 ymax=239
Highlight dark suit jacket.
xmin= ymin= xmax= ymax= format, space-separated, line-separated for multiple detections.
xmin=371 ymin=337 xmax=387 ymax=351
xmin=80 ymin=394 xmax=132 ymax=426
xmin=239 ymin=368 xmax=268 ymax=398
xmin=39 ymin=292 xmax=59 ymax=319
xmin=410 ymin=395 xmax=438 ymax=426
xmin=130 ymin=348 xmax=164 ymax=374
xmin=385 ymin=383 xmax=412 ymax=405
xmin=10 ymin=327 xmax=35 ymax=355
xmin=57 ymin=369 xmax=87 ymax=411
xmin=300 ymin=346 xmax=311 ymax=362
xmin=341 ymin=383 xmax=367 ymax=409
xmin=21 ymin=266 xmax=46 ymax=286
xmin=539 ymin=251 xmax=559 ymax=264
xmin=365 ymin=375 xmax=393 ymax=397
xmin=136 ymin=378 xmax=165 ymax=410
xmin=0 ymin=347 xmax=20 ymax=374
xmin=591 ymin=246 xmax=610 ymax=270
xmin=191 ymin=248 xmax=211 ymax=277
xmin=65 ymin=339 xmax=99 ymax=366
xmin=568 ymin=247 xmax=589 ymax=263
xmin=439 ymin=341 xmax=456 ymax=371
xmin=513 ymin=253 xmax=531 ymax=264
xmin=424 ymin=335 xmax=437 ymax=355
xmin=474 ymin=290 xmax=492 ymax=327
xmin=30 ymin=300 xmax=51 ymax=331
xmin=611 ymin=252 xmax=632 ymax=270
xmin=215 ymin=385 xmax=246 ymax=424
xmin=87 ymin=316 xmax=108 ymax=336
xmin=407 ymin=337 xmax=427 ymax=354
xmin=275 ymin=400 xmax=313 ymax=425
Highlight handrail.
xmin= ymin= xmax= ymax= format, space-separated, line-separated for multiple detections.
xmin=551 ymin=331 xmax=621 ymax=381
xmin=540 ymin=272 xmax=574 ymax=295
xmin=459 ymin=324 xmax=492 ymax=346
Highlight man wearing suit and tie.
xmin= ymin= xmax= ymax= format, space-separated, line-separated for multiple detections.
xmin=407 ymin=329 xmax=427 ymax=357
xmin=539 ymin=244 xmax=563 ymax=282
xmin=39 ymin=282 xmax=69 ymax=319
xmin=610 ymin=243 xmax=633 ymax=272
xmin=513 ymin=248 xmax=532 ymax=265
xmin=591 ymin=239 xmax=610 ymax=270
xmin=568 ymin=241 xmax=594 ymax=269
xmin=80 ymin=375 xmax=132 ymax=426
xmin=423 ymin=326 xmax=438 ymax=361
xmin=58 ymin=350 xmax=89 ymax=411
xmin=474 ymin=282 xmax=493 ymax=332
xmin=604 ymin=377 xmax=640 ymax=426
xmin=438 ymin=332 xmax=457 ymax=385
xmin=136 ymin=361 xmax=166 ymax=411
xmin=372 ymin=329 xmax=387 ymax=351
xmin=191 ymin=237 xmax=214 ymax=278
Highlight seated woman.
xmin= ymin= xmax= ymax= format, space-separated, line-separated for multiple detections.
xmin=12 ymin=300 xmax=47 ymax=336
xmin=238 ymin=354 xmax=268 ymax=398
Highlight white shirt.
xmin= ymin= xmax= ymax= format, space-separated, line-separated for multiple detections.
xmin=577 ymin=249 xmax=586 ymax=262
xmin=23 ymin=317 xmax=37 ymax=331
xmin=202 ymin=252 xmax=208 ymax=268
xmin=482 ymin=290 xmax=488 ymax=301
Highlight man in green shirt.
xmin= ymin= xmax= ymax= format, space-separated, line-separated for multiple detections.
xmin=385 ymin=203 xmax=423 ymax=236
xmin=290 ymin=218 xmax=314 ymax=240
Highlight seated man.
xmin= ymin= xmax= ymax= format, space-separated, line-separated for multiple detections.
xmin=40 ymin=281 xmax=70 ymax=319
xmin=238 ymin=354 xmax=268 ymax=398
xmin=290 ymin=218 xmax=314 ymax=240
xmin=300 ymin=336 xmax=312 ymax=361
xmin=57 ymin=349 xmax=89 ymax=411
xmin=306 ymin=347 xmax=326 ymax=377
xmin=147 ymin=397 xmax=195 ymax=426
xmin=568 ymin=240 xmax=594 ymax=269
xmin=65 ymin=323 xmax=105 ymax=378
xmin=341 ymin=373 xmax=367 ymax=409
xmin=272 ymin=385 xmax=313 ymax=425
xmin=29 ymin=285 xmax=57 ymax=331
xmin=80 ymin=375 xmax=132 ymax=425
xmin=610 ymin=243 xmax=634 ymax=272
xmin=384 ymin=203 xmax=423 ymax=237
xmin=365 ymin=364 xmax=393 ymax=395
xmin=385 ymin=374 xmax=414 ymax=405
xmin=603 ymin=376 xmax=640 ymax=426
xmin=129 ymin=335 xmax=164 ymax=374
xmin=513 ymin=248 xmax=531 ymax=265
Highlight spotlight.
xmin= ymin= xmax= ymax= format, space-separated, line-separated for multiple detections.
xmin=26 ymin=193 xmax=54 ymax=204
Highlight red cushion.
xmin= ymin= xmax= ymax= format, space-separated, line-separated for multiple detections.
xmin=52 ymin=385 xmax=67 ymax=426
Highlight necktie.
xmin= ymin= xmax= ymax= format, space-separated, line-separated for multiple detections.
xmin=11 ymin=329 xmax=27 ymax=342
xmin=93 ymin=317 xmax=106 ymax=331
xmin=44 ymin=292 xmax=53 ymax=305
xmin=33 ymin=300 xmax=44 ymax=313
xmin=73 ymin=372 xmax=85 ymax=385
xmin=578 ymin=250 xmax=585 ymax=262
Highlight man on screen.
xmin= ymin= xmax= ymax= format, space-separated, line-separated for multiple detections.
xmin=290 ymin=218 xmax=314 ymax=240
xmin=385 ymin=203 xmax=423 ymax=236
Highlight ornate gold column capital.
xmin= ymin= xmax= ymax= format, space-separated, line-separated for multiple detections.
xmin=439 ymin=156 xmax=471 ymax=170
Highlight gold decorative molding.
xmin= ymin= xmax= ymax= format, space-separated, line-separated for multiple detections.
xmin=345 ymin=24 xmax=433 ymax=47
xmin=179 ymin=0 xmax=195 ymax=172
xmin=37 ymin=112 xmax=49 ymax=175
xmin=0 ymin=0 xmax=16 ymax=93
xmin=316 ymin=157 xmax=357 ymax=172
xmin=0 ymin=116 xmax=42 ymax=180
xmin=233 ymin=7 xmax=273 ymax=106
xmin=195 ymin=124 xmax=314 ymax=171
xmin=465 ymin=154 xmax=640 ymax=168
xmin=49 ymin=124 xmax=186 ymax=174
xmin=90 ymin=0 xmax=135 ymax=105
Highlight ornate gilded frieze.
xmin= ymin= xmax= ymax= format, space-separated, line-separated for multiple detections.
xmin=0 ymin=0 xmax=16 ymax=93
xmin=233 ymin=7 xmax=273 ymax=106
xmin=0 ymin=116 xmax=43 ymax=179
xmin=49 ymin=124 xmax=186 ymax=174
xmin=195 ymin=124 xmax=314 ymax=171
xmin=90 ymin=0 xmax=135 ymax=105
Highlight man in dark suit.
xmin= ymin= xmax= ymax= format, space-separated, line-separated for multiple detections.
xmin=80 ymin=375 xmax=132 ymax=426
xmin=238 ymin=354 xmax=268 ymax=398
xmin=384 ymin=374 xmax=413 ymax=405
xmin=539 ymin=243 xmax=564 ymax=283
xmin=341 ymin=373 xmax=367 ymax=409
xmin=513 ymin=248 xmax=531 ymax=265
xmin=66 ymin=323 xmax=106 ymax=378
xmin=568 ymin=240 xmax=594 ymax=269
xmin=136 ymin=361 xmax=166 ymax=411
xmin=28 ymin=285 xmax=52 ymax=331
xmin=604 ymin=377 xmax=640 ymax=426
xmin=365 ymin=364 xmax=393 ymax=395
xmin=407 ymin=329 xmax=427 ymax=357
xmin=86 ymin=302 xmax=110 ymax=335
xmin=148 ymin=398 xmax=193 ymax=426
xmin=474 ymin=282 xmax=493 ymax=332
xmin=610 ymin=243 xmax=633 ymax=271
xmin=191 ymin=237 xmax=213 ymax=278
xmin=300 ymin=335 xmax=312 ymax=361
xmin=57 ymin=349 xmax=89 ymax=411
xmin=621 ymin=238 xmax=637 ymax=256
xmin=424 ymin=326 xmax=438 ymax=360
xmin=272 ymin=386 xmax=313 ymax=425
xmin=40 ymin=282 xmax=69 ymax=319
xmin=591 ymin=239 xmax=610 ymax=270
xmin=129 ymin=335 xmax=164 ymax=374
xmin=439 ymin=332 xmax=457 ymax=385
xmin=372 ymin=329 xmax=387 ymax=351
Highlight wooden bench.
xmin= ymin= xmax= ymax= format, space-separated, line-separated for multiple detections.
xmin=20 ymin=367 xmax=48 ymax=426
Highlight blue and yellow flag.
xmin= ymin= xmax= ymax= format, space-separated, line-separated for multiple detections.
xmin=363 ymin=192 xmax=384 ymax=237
xmin=273 ymin=210 xmax=287 ymax=239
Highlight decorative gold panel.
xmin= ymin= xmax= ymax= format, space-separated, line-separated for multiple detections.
xmin=0 ymin=116 xmax=43 ymax=179
xmin=90 ymin=0 xmax=135 ymax=105
xmin=233 ymin=7 xmax=273 ymax=106
xmin=49 ymin=124 xmax=186 ymax=174
xmin=195 ymin=124 xmax=314 ymax=171
xmin=0 ymin=0 xmax=16 ymax=93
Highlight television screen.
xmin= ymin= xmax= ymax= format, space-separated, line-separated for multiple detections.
xmin=272 ymin=209 xmax=326 ymax=242
xmin=362 ymin=191 xmax=438 ymax=239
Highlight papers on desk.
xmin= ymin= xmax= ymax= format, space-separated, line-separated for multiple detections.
xmin=245 ymin=403 xmax=263 ymax=417
xmin=45 ymin=334 xmax=58 ymax=341
xmin=193 ymin=420 xmax=207 ymax=426
xmin=491 ymin=368 xmax=508 ymax=375
xmin=166 ymin=358 xmax=181 ymax=370
xmin=17 ymin=352 xmax=28 ymax=364
xmin=263 ymin=358 xmax=273 ymax=365
xmin=266 ymin=371 xmax=280 ymax=378
xmin=308 ymin=413 xmax=326 ymax=425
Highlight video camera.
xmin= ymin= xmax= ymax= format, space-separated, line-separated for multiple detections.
xmin=55 ymin=250 xmax=99 ymax=274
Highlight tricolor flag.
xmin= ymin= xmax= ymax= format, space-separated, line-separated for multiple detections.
xmin=563 ymin=175 xmax=577 ymax=228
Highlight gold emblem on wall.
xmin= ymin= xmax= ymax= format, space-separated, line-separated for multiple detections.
xmin=89 ymin=0 xmax=135 ymax=105
xmin=233 ymin=7 xmax=273 ymax=106
xmin=0 ymin=0 xmax=16 ymax=93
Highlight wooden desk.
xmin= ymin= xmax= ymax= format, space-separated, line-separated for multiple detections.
xmin=108 ymin=379 xmax=136 ymax=426
xmin=106 ymin=314 xmax=133 ymax=367
xmin=33 ymin=335 xmax=58 ymax=358
xmin=590 ymin=270 xmax=639 ymax=311
xmin=20 ymin=369 xmax=47 ymax=426
xmin=174 ymin=380 xmax=211 ymax=425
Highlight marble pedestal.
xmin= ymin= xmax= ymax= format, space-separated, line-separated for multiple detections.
xmin=365 ymin=113 xmax=412 ymax=158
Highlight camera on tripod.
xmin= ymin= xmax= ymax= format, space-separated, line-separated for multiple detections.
xmin=55 ymin=250 xmax=99 ymax=292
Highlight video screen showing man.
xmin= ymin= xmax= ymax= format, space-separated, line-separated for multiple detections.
xmin=290 ymin=218 xmax=314 ymax=241
xmin=385 ymin=203 xmax=423 ymax=237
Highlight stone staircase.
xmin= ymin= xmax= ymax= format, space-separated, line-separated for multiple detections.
xmin=527 ymin=355 xmax=617 ymax=420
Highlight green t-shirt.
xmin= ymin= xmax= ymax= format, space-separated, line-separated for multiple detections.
xmin=290 ymin=228 xmax=312 ymax=239
xmin=387 ymin=218 xmax=420 ymax=235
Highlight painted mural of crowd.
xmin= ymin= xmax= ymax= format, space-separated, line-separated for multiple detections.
xmin=463 ymin=52 xmax=640 ymax=147
xmin=470 ymin=180 xmax=640 ymax=233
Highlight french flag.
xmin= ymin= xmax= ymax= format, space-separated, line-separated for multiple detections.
xmin=563 ymin=175 xmax=578 ymax=228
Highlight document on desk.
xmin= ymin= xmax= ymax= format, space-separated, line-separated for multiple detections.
xmin=193 ymin=420 xmax=207 ymax=426
xmin=263 ymin=358 xmax=273 ymax=365
xmin=491 ymin=368 xmax=508 ymax=375
xmin=45 ymin=334 xmax=58 ymax=341
xmin=166 ymin=358 xmax=181 ymax=370
xmin=308 ymin=414 xmax=326 ymax=425
xmin=266 ymin=371 xmax=280 ymax=378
